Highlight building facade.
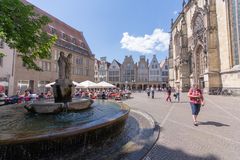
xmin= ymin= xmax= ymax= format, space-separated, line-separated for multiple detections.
xmin=136 ymin=56 xmax=149 ymax=90
xmin=120 ymin=56 xmax=137 ymax=89
xmin=12 ymin=1 xmax=95 ymax=94
xmin=149 ymin=55 xmax=162 ymax=88
xmin=94 ymin=59 xmax=100 ymax=82
xmin=98 ymin=57 xmax=110 ymax=82
xmin=0 ymin=40 xmax=15 ymax=95
xmin=108 ymin=59 xmax=121 ymax=87
xmin=168 ymin=0 xmax=240 ymax=93
xmin=160 ymin=58 xmax=169 ymax=88
xmin=93 ymin=55 xmax=168 ymax=90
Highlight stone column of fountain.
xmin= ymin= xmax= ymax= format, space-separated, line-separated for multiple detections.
xmin=52 ymin=52 xmax=73 ymax=103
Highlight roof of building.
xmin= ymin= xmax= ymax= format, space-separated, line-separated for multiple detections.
xmin=107 ymin=62 xmax=111 ymax=68
xmin=113 ymin=59 xmax=121 ymax=67
xmin=21 ymin=0 xmax=94 ymax=57
xmin=159 ymin=61 xmax=165 ymax=68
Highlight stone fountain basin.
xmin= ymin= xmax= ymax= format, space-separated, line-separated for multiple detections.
xmin=24 ymin=98 xmax=94 ymax=114
xmin=0 ymin=101 xmax=130 ymax=160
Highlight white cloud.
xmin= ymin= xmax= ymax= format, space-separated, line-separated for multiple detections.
xmin=173 ymin=11 xmax=178 ymax=15
xmin=120 ymin=28 xmax=170 ymax=54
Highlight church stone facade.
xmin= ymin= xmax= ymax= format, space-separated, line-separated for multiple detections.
xmin=169 ymin=0 xmax=240 ymax=93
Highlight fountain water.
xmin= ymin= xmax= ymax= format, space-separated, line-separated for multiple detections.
xmin=0 ymin=51 xmax=130 ymax=160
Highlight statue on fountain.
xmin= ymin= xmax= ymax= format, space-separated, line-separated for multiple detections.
xmin=53 ymin=51 xmax=73 ymax=103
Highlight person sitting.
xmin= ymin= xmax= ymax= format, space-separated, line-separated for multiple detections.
xmin=38 ymin=92 xmax=45 ymax=101
xmin=115 ymin=93 xmax=121 ymax=101
xmin=46 ymin=90 xmax=52 ymax=99
xmin=102 ymin=92 xmax=106 ymax=100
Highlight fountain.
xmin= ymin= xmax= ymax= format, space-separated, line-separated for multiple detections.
xmin=0 ymin=51 xmax=159 ymax=160
xmin=24 ymin=51 xmax=93 ymax=114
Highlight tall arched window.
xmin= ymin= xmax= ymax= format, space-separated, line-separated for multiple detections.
xmin=174 ymin=34 xmax=181 ymax=57
xmin=192 ymin=14 xmax=205 ymax=44
xmin=195 ymin=46 xmax=205 ymax=77
xmin=229 ymin=0 xmax=240 ymax=65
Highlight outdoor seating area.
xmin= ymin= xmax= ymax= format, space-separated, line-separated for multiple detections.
xmin=0 ymin=80 xmax=132 ymax=105
xmin=74 ymin=88 xmax=131 ymax=101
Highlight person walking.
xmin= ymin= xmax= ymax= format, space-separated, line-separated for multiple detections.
xmin=188 ymin=84 xmax=204 ymax=126
xmin=151 ymin=87 xmax=155 ymax=99
xmin=166 ymin=86 xmax=172 ymax=102
xmin=146 ymin=87 xmax=150 ymax=98
xmin=174 ymin=86 xmax=180 ymax=102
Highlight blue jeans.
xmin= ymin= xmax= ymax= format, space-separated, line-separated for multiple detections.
xmin=190 ymin=103 xmax=201 ymax=115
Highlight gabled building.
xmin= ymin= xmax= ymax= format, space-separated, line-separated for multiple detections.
xmin=149 ymin=55 xmax=161 ymax=88
xmin=136 ymin=56 xmax=149 ymax=90
xmin=108 ymin=59 xmax=121 ymax=87
xmin=120 ymin=56 xmax=137 ymax=89
xmin=94 ymin=59 xmax=100 ymax=82
xmin=160 ymin=58 xmax=169 ymax=88
xmin=98 ymin=57 xmax=110 ymax=82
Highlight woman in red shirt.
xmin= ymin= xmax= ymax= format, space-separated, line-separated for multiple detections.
xmin=188 ymin=84 xmax=205 ymax=126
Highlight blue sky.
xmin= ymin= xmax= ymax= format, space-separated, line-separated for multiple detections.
xmin=27 ymin=0 xmax=182 ymax=63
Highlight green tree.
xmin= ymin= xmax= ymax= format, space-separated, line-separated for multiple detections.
xmin=0 ymin=0 xmax=56 ymax=70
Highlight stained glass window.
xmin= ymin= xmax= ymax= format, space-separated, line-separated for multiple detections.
xmin=230 ymin=0 xmax=240 ymax=65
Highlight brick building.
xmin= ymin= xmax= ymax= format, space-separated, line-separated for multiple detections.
xmin=10 ymin=0 xmax=95 ymax=94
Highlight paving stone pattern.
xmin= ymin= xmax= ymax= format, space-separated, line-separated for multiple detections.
xmin=124 ymin=92 xmax=240 ymax=160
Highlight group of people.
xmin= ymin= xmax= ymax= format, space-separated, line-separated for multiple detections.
xmin=146 ymin=86 xmax=180 ymax=102
xmin=74 ymin=89 xmax=131 ymax=100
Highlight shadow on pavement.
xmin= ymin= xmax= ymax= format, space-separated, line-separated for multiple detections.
xmin=145 ymin=144 xmax=220 ymax=160
xmin=199 ymin=121 xmax=230 ymax=127
xmin=171 ymin=101 xmax=189 ymax=104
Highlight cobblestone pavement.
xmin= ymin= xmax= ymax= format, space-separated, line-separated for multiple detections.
xmin=124 ymin=92 xmax=240 ymax=160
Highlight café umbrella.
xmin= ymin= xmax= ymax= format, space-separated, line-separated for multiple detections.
xmin=75 ymin=80 xmax=97 ymax=88
xmin=45 ymin=81 xmax=80 ymax=88
xmin=95 ymin=81 xmax=116 ymax=88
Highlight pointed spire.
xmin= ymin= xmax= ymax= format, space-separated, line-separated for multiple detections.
xmin=171 ymin=18 xmax=174 ymax=28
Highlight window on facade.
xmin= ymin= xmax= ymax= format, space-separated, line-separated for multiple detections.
xmin=165 ymin=65 xmax=168 ymax=70
xmin=81 ymin=42 xmax=85 ymax=48
xmin=86 ymin=69 xmax=89 ymax=76
xmin=49 ymin=26 xmax=57 ymax=35
xmin=18 ymin=80 xmax=29 ymax=91
xmin=76 ymin=57 xmax=83 ymax=65
xmin=86 ymin=59 xmax=89 ymax=67
xmin=62 ymin=32 xmax=67 ymax=40
xmin=41 ymin=61 xmax=51 ymax=71
xmin=0 ymin=57 xmax=3 ymax=67
xmin=54 ymin=50 xmax=59 ymax=60
xmin=72 ymin=38 xmax=77 ymax=44
xmin=0 ymin=39 xmax=4 ymax=48
xmin=230 ymin=0 xmax=240 ymax=65
xmin=38 ymin=81 xmax=50 ymax=93
xmin=22 ymin=61 xmax=27 ymax=67
xmin=53 ymin=63 xmax=58 ymax=72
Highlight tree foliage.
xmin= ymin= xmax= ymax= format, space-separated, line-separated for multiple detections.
xmin=0 ymin=0 xmax=56 ymax=70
